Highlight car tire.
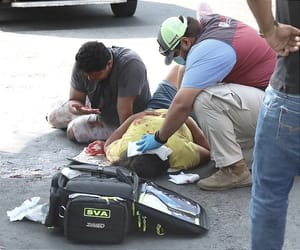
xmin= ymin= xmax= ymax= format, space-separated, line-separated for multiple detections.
xmin=110 ymin=0 xmax=137 ymax=17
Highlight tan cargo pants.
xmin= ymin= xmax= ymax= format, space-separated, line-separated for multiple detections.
xmin=193 ymin=83 xmax=265 ymax=168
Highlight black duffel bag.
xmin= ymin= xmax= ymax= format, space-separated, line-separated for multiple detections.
xmin=44 ymin=164 xmax=139 ymax=244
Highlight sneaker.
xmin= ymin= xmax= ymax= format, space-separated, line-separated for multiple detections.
xmin=197 ymin=159 xmax=252 ymax=191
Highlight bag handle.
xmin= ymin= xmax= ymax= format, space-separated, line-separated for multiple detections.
xmin=68 ymin=164 xmax=103 ymax=173
xmin=68 ymin=164 xmax=139 ymax=198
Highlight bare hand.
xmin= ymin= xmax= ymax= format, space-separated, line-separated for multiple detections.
xmin=266 ymin=23 xmax=300 ymax=56
xmin=71 ymin=103 xmax=100 ymax=115
xmin=143 ymin=110 xmax=162 ymax=116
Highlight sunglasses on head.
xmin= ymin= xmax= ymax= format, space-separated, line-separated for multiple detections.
xmin=158 ymin=40 xmax=182 ymax=57
xmin=159 ymin=44 xmax=173 ymax=56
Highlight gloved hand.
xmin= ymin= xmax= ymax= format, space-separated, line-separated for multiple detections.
xmin=136 ymin=134 xmax=163 ymax=153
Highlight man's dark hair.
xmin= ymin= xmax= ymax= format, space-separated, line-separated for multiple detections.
xmin=112 ymin=151 xmax=170 ymax=178
xmin=75 ymin=41 xmax=111 ymax=73
xmin=181 ymin=16 xmax=201 ymax=38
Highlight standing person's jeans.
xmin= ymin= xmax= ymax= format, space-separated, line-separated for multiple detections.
xmin=250 ymin=86 xmax=300 ymax=250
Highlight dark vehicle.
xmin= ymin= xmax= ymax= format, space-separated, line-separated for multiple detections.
xmin=0 ymin=0 xmax=138 ymax=17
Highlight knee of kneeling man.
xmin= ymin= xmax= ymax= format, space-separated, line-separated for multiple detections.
xmin=67 ymin=119 xmax=92 ymax=143
xmin=46 ymin=112 xmax=57 ymax=127
xmin=66 ymin=126 xmax=77 ymax=142
xmin=47 ymin=111 xmax=69 ymax=129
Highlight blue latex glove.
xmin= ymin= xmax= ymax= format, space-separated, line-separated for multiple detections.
xmin=136 ymin=134 xmax=163 ymax=153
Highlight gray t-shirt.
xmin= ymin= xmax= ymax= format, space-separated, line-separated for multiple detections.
xmin=71 ymin=46 xmax=151 ymax=126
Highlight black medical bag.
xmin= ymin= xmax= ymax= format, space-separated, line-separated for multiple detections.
xmin=44 ymin=164 xmax=138 ymax=243
xmin=44 ymin=164 xmax=209 ymax=244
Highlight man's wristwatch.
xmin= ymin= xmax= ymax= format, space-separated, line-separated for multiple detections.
xmin=259 ymin=20 xmax=279 ymax=38
xmin=154 ymin=131 xmax=168 ymax=144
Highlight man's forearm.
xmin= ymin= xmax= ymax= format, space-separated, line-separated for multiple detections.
xmin=247 ymin=0 xmax=277 ymax=37
xmin=159 ymin=113 xmax=190 ymax=143
xmin=158 ymin=100 xmax=192 ymax=143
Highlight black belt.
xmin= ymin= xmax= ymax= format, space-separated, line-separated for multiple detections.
xmin=256 ymin=86 xmax=266 ymax=91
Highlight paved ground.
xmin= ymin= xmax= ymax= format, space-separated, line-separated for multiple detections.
xmin=0 ymin=1 xmax=299 ymax=249
xmin=1 ymin=171 xmax=299 ymax=250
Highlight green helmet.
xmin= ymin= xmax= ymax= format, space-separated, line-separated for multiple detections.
xmin=157 ymin=16 xmax=188 ymax=64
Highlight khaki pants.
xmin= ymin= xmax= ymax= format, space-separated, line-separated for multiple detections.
xmin=193 ymin=83 xmax=265 ymax=168
xmin=47 ymin=100 xmax=115 ymax=143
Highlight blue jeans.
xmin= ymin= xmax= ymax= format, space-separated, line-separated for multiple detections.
xmin=250 ymin=86 xmax=300 ymax=250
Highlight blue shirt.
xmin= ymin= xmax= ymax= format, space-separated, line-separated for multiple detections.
xmin=181 ymin=39 xmax=236 ymax=89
